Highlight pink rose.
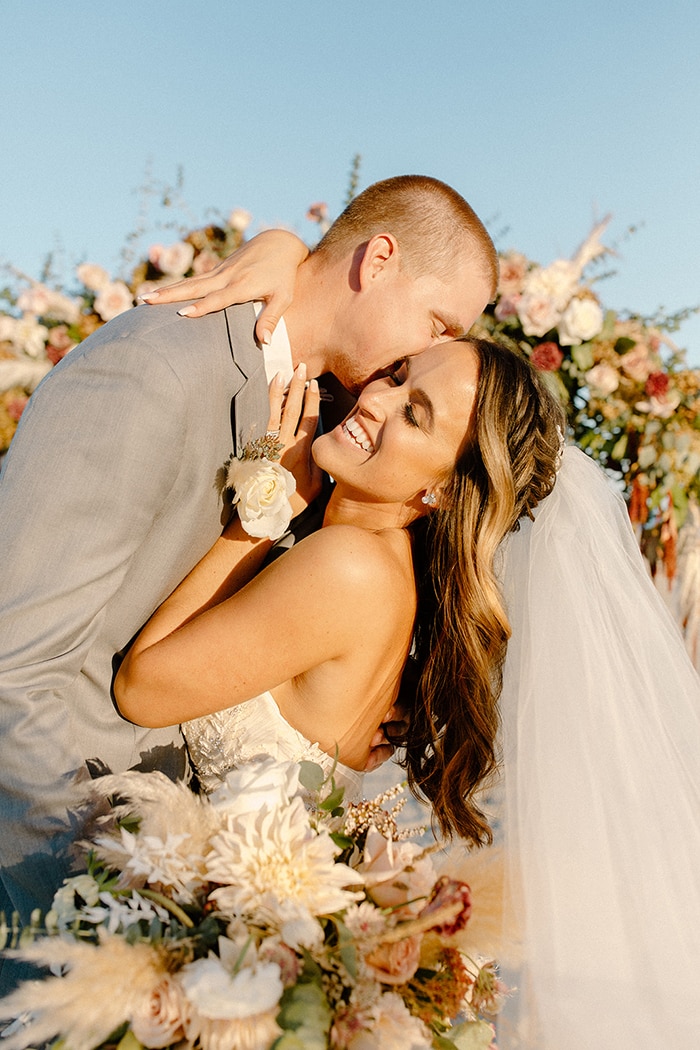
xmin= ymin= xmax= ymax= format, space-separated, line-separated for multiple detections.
xmin=494 ymin=294 xmax=521 ymax=322
xmin=5 ymin=395 xmax=28 ymax=422
xmin=531 ymin=341 xmax=563 ymax=372
xmin=192 ymin=250 xmax=220 ymax=275
xmin=418 ymin=876 xmax=472 ymax=936
xmin=365 ymin=935 xmax=422 ymax=986
xmin=46 ymin=325 xmax=77 ymax=365
xmin=497 ymin=251 xmax=528 ymax=297
xmin=620 ymin=343 xmax=653 ymax=383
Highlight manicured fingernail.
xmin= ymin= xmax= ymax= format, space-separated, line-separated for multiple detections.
xmin=309 ymin=379 xmax=318 ymax=392
xmin=295 ymin=362 xmax=307 ymax=380
xmin=261 ymin=330 xmax=271 ymax=346
xmin=139 ymin=292 xmax=156 ymax=302
xmin=273 ymin=371 xmax=285 ymax=387
xmin=177 ymin=306 xmax=196 ymax=317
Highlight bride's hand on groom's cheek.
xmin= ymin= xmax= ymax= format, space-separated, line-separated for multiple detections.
xmin=268 ymin=365 xmax=323 ymax=517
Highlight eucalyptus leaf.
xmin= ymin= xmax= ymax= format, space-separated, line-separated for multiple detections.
xmin=614 ymin=336 xmax=637 ymax=355
xmin=448 ymin=1019 xmax=497 ymax=1049
xmin=298 ymin=761 xmax=325 ymax=792
xmin=319 ymin=786 xmax=345 ymax=811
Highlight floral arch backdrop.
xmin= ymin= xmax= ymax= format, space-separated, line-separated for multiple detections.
xmin=1 ymin=198 xmax=699 ymax=669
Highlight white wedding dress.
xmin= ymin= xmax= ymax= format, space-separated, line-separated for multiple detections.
xmin=182 ymin=690 xmax=365 ymax=802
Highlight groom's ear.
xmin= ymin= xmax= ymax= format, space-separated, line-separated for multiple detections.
xmin=357 ymin=233 xmax=401 ymax=289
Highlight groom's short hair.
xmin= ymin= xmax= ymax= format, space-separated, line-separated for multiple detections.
xmin=313 ymin=174 xmax=498 ymax=298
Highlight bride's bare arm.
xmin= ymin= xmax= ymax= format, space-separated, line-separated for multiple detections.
xmin=140 ymin=229 xmax=309 ymax=345
xmin=114 ymin=521 xmax=407 ymax=741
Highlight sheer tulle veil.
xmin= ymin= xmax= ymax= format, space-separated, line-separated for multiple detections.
xmin=495 ymin=446 xmax=700 ymax=1048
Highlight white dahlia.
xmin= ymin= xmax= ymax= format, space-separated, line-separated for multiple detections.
xmin=207 ymin=794 xmax=363 ymax=923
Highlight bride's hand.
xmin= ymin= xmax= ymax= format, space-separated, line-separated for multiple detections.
xmin=364 ymin=702 xmax=410 ymax=772
xmin=139 ymin=230 xmax=309 ymax=346
xmin=268 ymin=364 xmax=323 ymax=517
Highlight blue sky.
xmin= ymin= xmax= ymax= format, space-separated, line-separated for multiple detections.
xmin=3 ymin=0 xmax=699 ymax=364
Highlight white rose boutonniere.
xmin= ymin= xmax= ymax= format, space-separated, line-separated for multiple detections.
xmin=225 ymin=435 xmax=296 ymax=541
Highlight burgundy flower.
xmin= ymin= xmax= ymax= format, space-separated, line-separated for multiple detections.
xmin=418 ymin=876 xmax=472 ymax=936
xmin=531 ymin=341 xmax=564 ymax=372
xmin=645 ymin=371 xmax=670 ymax=398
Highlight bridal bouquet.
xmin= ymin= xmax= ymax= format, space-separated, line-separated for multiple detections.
xmin=0 ymin=759 xmax=504 ymax=1050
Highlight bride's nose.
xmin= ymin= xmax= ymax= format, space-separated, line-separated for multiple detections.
xmin=356 ymin=375 xmax=395 ymax=419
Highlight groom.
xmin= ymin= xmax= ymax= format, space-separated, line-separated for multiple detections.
xmin=0 ymin=175 xmax=496 ymax=984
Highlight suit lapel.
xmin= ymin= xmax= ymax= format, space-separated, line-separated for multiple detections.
xmin=223 ymin=305 xmax=269 ymax=456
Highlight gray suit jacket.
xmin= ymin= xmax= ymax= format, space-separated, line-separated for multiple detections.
xmin=0 ymin=301 xmax=270 ymax=945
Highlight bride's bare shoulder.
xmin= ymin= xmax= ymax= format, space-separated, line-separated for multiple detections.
xmin=290 ymin=524 xmax=413 ymax=596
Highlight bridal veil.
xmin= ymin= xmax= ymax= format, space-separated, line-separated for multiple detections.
xmin=496 ymin=446 xmax=700 ymax=1048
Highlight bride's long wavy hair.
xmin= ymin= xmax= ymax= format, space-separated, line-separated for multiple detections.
xmin=400 ymin=338 xmax=566 ymax=844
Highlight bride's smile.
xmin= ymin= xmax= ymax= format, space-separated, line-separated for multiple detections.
xmin=315 ymin=340 xmax=479 ymax=522
xmin=341 ymin=414 xmax=375 ymax=454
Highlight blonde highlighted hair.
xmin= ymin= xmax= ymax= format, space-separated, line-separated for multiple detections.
xmin=402 ymin=338 xmax=566 ymax=844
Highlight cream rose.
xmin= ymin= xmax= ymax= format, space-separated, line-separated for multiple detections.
xmin=620 ymin=343 xmax=654 ymax=382
xmin=357 ymin=827 xmax=436 ymax=914
xmin=14 ymin=316 xmax=50 ymax=357
xmin=226 ymin=457 xmax=296 ymax=540
xmin=131 ymin=976 xmax=187 ymax=1047
xmin=523 ymin=260 xmax=579 ymax=310
xmin=516 ymin=293 xmax=561 ymax=339
xmin=94 ymin=280 xmax=134 ymax=321
xmin=558 ymin=297 xmax=604 ymax=346
xmin=157 ymin=241 xmax=195 ymax=277
xmin=585 ymin=363 xmax=620 ymax=395
xmin=76 ymin=262 xmax=112 ymax=292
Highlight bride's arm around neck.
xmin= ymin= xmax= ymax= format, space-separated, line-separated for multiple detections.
xmin=114 ymin=518 xmax=416 ymax=769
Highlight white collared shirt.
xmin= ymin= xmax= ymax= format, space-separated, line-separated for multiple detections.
xmin=253 ymin=303 xmax=294 ymax=387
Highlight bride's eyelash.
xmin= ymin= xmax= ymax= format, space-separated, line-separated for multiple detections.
xmin=403 ymin=402 xmax=419 ymax=427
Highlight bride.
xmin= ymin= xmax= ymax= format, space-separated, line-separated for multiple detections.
xmin=116 ymin=337 xmax=562 ymax=848
xmin=131 ymin=245 xmax=700 ymax=1050
xmin=115 ymin=338 xmax=700 ymax=1048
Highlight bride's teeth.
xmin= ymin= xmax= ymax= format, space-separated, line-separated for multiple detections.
xmin=344 ymin=416 xmax=374 ymax=453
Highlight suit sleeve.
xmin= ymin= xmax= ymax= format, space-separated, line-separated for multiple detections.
xmin=0 ymin=328 xmax=189 ymax=918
